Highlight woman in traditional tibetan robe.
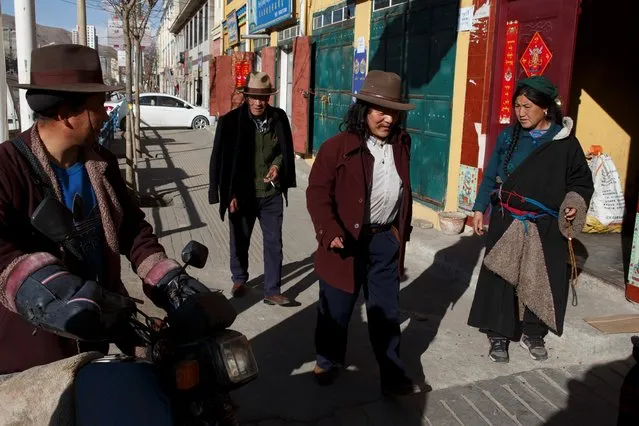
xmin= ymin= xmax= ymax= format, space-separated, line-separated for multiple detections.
xmin=467 ymin=76 xmax=594 ymax=363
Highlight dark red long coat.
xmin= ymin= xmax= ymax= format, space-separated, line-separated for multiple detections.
xmin=306 ymin=130 xmax=413 ymax=293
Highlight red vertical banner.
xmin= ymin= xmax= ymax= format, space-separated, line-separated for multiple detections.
xmin=498 ymin=21 xmax=519 ymax=124
xmin=292 ymin=36 xmax=312 ymax=155
xmin=242 ymin=61 xmax=250 ymax=86
xmin=234 ymin=60 xmax=251 ymax=88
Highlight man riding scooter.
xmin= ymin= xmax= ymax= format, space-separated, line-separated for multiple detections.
xmin=0 ymin=44 xmax=210 ymax=386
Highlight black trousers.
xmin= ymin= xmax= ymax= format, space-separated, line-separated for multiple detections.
xmin=315 ymin=229 xmax=409 ymax=386
xmin=229 ymin=193 xmax=283 ymax=296
xmin=485 ymin=307 xmax=549 ymax=339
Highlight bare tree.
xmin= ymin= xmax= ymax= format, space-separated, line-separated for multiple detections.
xmin=143 ymin=41 xmax=159 ymax=91
xmin=104 ymin=0 xmax=137 ymax=192
xmin=128 ymin=0 xmax=159 ymax=160
xmin=105 ymin=0 xmax=159 ymax=193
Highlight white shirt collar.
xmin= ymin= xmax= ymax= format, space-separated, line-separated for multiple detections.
xmin=367 ymin=135 xmax=387 ymax=147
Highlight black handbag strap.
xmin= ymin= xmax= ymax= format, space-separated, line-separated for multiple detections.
xmin=10 ymin=136 xmax=55 ymax=199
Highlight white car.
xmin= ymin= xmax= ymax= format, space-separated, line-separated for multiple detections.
xmin=117 ymin=93 xmax=214 ymax=131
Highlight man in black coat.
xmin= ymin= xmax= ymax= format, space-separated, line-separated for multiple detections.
xmin=209 ymin=72 xmax=296 ymax=305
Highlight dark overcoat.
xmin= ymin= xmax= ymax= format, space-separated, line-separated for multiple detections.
xmin=468 ymin=123 xmax=593 ymax=338
xmin=306 ymin=130 xmax=413 ymax=293
xmin=208 ymin=103 xmax=296 ymax=219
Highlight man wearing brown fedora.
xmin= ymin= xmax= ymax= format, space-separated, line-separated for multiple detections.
xmin=306 ymin=70 xmax=426 ymax=396
xmin=0 ymin=44 xmax=211 ymax=375
xmin=209 ymin=72 xmax=296 ymax=305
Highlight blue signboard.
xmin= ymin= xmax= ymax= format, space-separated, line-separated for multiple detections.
xmin=352 ymin=48 xmax=367 ymax=102
xmin=249 ymin=0 xmax=293 ymax=33
xmin=227 ymin=10 xmax=239 ymax=46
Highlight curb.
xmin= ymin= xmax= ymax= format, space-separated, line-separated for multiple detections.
xmin=415 ymin=233 xmax=636 ymax=360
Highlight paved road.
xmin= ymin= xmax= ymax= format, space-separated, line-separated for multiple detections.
xmin=241 ymin=360 xmax=633 ymax=426
xmin=113 ymin=129 xmax=637 ymax=425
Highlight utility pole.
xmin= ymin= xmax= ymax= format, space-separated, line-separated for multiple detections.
xmin=0 ymin=2 xmax=8 ymax=141
xmin=77 ymin=0 xmax=87 ymax=45
xmin=14 ymin=0 xmax=36 ymax=132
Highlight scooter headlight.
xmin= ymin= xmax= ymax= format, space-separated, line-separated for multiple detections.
xmin=210 ymin=330 xmax=258 ymax=387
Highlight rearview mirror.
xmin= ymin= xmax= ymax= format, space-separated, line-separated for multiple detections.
xmin=31 ymin=196 xmax=74 ymax=243
xmin=181 ymin=241 xmax=208 ymax=269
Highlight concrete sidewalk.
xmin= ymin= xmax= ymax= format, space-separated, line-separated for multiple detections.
xmin=115 ymin=129 xmax=638 ymax=425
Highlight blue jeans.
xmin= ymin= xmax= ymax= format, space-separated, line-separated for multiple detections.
xmin=229 ymin=193 xmax=284 ymax=296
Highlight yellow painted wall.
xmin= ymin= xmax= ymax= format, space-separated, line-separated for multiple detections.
xmin=222 ymin=23 xmax=247 ymax=51
xmin=224 ymin=0 xmax=246 ymax=16
xmin=353 ymin=0 xmax=371 ymax=57
xmin=223 ymin=0 xmax=247 ymax=51
xmin=312 ymin=0 xmax=345 ymax=13
xmin=575 ymin=90 xmax=631 ymax=190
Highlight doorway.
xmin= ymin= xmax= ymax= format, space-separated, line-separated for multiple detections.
xmin=487 ymin=0 xmax=635 ymax=288
xmin=278 ymin=47 xmax=294 ymax=123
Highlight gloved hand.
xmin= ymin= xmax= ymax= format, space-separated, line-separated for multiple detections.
xmin=146 ymin=268 xmax=210 ymax=315
xmin=147 ymin=269 xmax=238 ymax=341
xmin=14 ymin=264 xmax=137 ymax=341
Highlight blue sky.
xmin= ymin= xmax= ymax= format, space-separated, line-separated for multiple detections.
xmin=1 ymin=0 xmax=162 ymax=42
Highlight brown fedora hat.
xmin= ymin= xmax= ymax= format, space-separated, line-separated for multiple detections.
xmin=243 ymin=72 xmax=278 ymax=96
xmin=11 ymin=44 xmax=123 ymax=93
xmin=352 ymin=70 xmax=414 ymax=111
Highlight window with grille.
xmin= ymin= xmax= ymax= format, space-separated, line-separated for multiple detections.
xmin=312 ymin=16 xmax=323 ymax=30
xmin=204 ymin=2 xmax=209 ymax=41
xmin=254 ymin=38 xmax=270 ymax=50
xmin=372 ymin=0 xmax=407 ymax=12
xmin=313 ymin=4 xmax=354 ymax=31
xmin=277 ymin=25 xmax=299 ymax=43
xmin=190 ymin=20 xmax=195 ymax=48
xmin=198 ymin=8 xmax=204 ymax=45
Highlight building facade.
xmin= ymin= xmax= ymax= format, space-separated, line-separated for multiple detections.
xmin=99 ymin=55 xmax=110 ymax=81
xmin=207 ymin=0 xmax=636 ymax=297
xmin=209 ymin=0 xmax=224 ymax=57
xmin=157 ymin=0 xmax=182 ymax=96
xmin=109 ymin=57 xmax=121 ymax=84
xmin=156 ymin=0 xmax=214 ymax=107
xmin=72 ymin=25 xmax=99 ymax=49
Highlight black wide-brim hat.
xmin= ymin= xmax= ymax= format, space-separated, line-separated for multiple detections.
xmin=11 ymin=44 xmax=123 ymax=93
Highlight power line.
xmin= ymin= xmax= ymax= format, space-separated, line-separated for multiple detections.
xmin=57 ymin=0 xmax=104 ymax=12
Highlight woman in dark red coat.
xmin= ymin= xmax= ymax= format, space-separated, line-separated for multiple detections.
xmin=306 ymin=70 xmax=423 ymax=397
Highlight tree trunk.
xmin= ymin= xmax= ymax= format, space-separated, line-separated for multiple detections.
xmin=135 ymin=38 xmax=142 ymax=159
xmin=123 ymin=11 xmax=136 ymax=193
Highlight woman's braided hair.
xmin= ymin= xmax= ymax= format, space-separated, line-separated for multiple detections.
xmin=502 ymin=84 xmax=564 ymax=176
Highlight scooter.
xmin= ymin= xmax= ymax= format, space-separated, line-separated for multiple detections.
xmin=29 ymin=197 xmax=259 ymax=425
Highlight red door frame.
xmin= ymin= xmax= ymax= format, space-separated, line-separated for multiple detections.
xmin=484 ymin=0 xmax=582 ymax=170
xmin=291 ymin=36 xmax=311 ymax=155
